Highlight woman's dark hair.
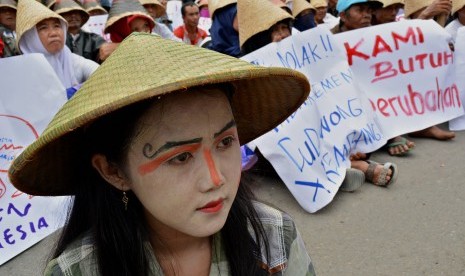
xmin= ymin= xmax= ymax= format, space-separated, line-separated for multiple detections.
xmin=50 ymin=85 xmax=270 ymax=276
xmin=241 ymin=18 xmax=292 ymax=55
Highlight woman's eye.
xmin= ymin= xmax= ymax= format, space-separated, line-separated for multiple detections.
xmin=167 ymin=152 xmax=193 ymax=165
xmin=218 ymin=136 xmax=235 ymax=149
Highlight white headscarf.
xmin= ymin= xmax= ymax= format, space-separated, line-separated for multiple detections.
xmin=19 ymin=19 xmax=78 ymax=89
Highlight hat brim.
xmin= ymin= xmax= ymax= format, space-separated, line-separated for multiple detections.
xmin=55 ymin=8 xmax=90 ymax=27
xmin=8 ymin=32 xmax=310 ymax=196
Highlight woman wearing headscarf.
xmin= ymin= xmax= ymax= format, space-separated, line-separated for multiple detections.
xmin=17 ymin=0 xmax=98 ymax=98
xmin=207 ymin=0 xmax=240 ymax=57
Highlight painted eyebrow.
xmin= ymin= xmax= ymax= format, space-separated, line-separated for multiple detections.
xmin=213 ymin=120 xmax=236 ymax=138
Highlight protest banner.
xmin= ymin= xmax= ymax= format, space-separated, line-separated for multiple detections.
xmin=449 ymin=27 xmax=465 ymax=131
xmin=81 ymin=15 xmax=111 ymax=42
xmin=0 ymin=55 xmax=70 ymax=265
xmin=167 ymin=0 xmax=183 ymax=30
xmin=242 ymin=26 xmax=386 ymax=213
xmin=334 ymin=20 xmax=464 ymax=137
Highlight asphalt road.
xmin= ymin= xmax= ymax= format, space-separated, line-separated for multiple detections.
xmin=1 ymin=129 xmax=465 ymax=275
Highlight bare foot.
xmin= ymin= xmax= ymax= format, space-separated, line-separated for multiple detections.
xmin=386 ymin=136 xmax=415 ymax=156
xmin=349 ymin=152 xmax=368 ymax=161
xmin=409 ymin=126 xmax=455 ymax=140
xmin=351 ymin=160 xmax=393 ymax=186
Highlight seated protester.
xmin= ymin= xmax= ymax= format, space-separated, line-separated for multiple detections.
xmin=141 ymin=0 xmax=180 ymax=41
xmin=311 ymin=0 xmax=339 ymax=28
xmin=445 ymin=0 xmax=465 ymax=41
xmin=292 ymin=0 xmax=317 ymax=31
xmin=17 ymin=0 xmax=98 ymax=97
xmin=207 ymin=0 xmax=241 ymax=57
xmin=404 ymin=0 xmax=452 ymax=25
xmin=372 ymin=0 xmax=404 ymax=25
xmin=330 ymin=0 xmax=382 ymax=34
xmin=155 ymin=0 xmax=174 ymax=31
xmin=403 ymin=0 xmax=456 ymax=140
xmin=9 ymin=33 xmax=315 ymax=276
xmin=83 ymin=0 xmax=108 ymax=16
xmin=331 ymin=0 xmax=399 ymax=189
xmin=239 ymin=0 xmax=294 ymax=55
xmin=104 ymin=0 xmax=154 ymax=43
xmin=327 ymin=0 xmax=339 ymax=16
xmin=174 ymin=2 xmax=208 ymax=46
xmin=0 ymin=0 xmax=20 ymax=58
xmin=54 ymin=0 xmax=107 ymax=63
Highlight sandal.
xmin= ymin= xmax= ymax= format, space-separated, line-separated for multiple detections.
xmin=384 ymin=136 xmax=413 ymax=156
xmin=340 ymin=168 xmax=365 ymax=192
xmin=365 ymin=160 xmax=398 ymax=187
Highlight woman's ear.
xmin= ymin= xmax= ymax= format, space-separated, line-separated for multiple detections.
xmin=91 ymin=154 xmax=130 ymax=191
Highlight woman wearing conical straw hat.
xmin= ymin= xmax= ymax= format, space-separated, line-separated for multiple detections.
xmin=0 ymin=0 xmax=20 ymax=57
xmin=53 ymin=0 xmax=108 ymax=63
xmin=140 ymin=0 xmax=181 ymax=41
xmin=239 ymin=0 xmax=294 ymax=55
xmin=371 ymin=0 xmax=404 ymax=25
xmin=292 ymin=0 xmax=317 ymax=31
xmin=82 ymin=0 xmax=108 ymax=16
xmin=9 ymin=32 xmax=316 ymax=275
xmin=445 ymin=0 xmax=465 ymax=41
xmin=16 ymin=0 xmax=98 ymax=95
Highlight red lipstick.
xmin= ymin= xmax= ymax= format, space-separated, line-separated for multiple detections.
xmin=198 ymin=199 xmax=224 ymax=213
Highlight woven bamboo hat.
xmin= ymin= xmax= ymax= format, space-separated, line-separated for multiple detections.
xmin=104 ymin=0 xmax=154 ymax=33
xmin=270 ymin=0 xmax=292 ymax=14
xmin=43 ymin=0 xmax=56 ymax=8
xmin=83 ymin=0 xmax=108 ymax=15
xmin=452 ymin=0 xmax=465 ymax=15
xmin=404 ymin=0 xmax=430 ymax=18
xmin=238 ymin=0 xmax=293 ymax=47
xmin=379 ymin=0 xmax=404 ymax=8
xmin=0 ymin=0 xmax=17 ymax=10
xmin=8 ymin=32 xmax=310 ymax=196
xmin=208 ymin=0 xmax=236 ymax=18
xmin=292 ymin=0 xmax=316 ymax=17
xmin=53 ymin=0 xmax=90 ymax=26
xmin=139 ymin=0 xmax=165 ymax=18
xmin=16 ymin=0 xmax=67 ymax=48
xmin=311 ymin=0 xmax=327 ymax=8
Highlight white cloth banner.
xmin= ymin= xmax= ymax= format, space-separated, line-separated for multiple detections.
xmin=81 ymin=15 xmax=111 ymax=42
xmin=0 ymin=54 xmax=70 ymax=265
xmin=242 ymin=26 xmax=386 ymax=213
xmin=334 ymin=20 xmax=464 ymax=137
xmin=449 ymin=27 xmax=465 ymax=130
xmin=167 ymin=0 xmax=183 ymax=30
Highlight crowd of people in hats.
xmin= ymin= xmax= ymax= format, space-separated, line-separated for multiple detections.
xmin=1 ymin=0 xmax=464 ymax=274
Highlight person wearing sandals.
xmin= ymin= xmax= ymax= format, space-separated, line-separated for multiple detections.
xmin=8 ymin=31 xmax=316 ymax=276
xmin=331 ymin=0 xmax=399 ymax=188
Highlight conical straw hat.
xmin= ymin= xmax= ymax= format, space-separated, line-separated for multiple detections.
xmin=43 ymin=0 xmax=56 ymax=8
xmin=8 ymin=32 xmax=311 ymax=196
xmin=0 ymin=0 xmax=17 ymax=10
xmin=452 ymin=0 xmax=465 ymax=15
xmin=311 ymin=0 xmax=327 ymax=8
xmin=16 ymin=0 xmax=67 ymax=48
xmin=105 ymin=0 xmax=154 ymax=33
xmin=404 ymin=0 xmax=431 ymax=18
xmin=139 ymin=0 xmax=165 ymax=18
xmin=269 ymin=0 xmax=292 ymax=14
xmin=292 ymin=0 xmax=315 ymax=17
xmin=54 ymin=0 xmax=90 ymax=26
xmin=379 ymin=0 xmax=404 ymax=8
xmin=238 ymin=0 xmax=293 ymax=47
xmin=83 ymin=0 xmax=108 ymax=15
xmin=208 ymin=0 xmax=236 ymax=18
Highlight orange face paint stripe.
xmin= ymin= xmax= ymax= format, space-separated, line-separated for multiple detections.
xmin=138 ymin=144 xmax=201 ymax=176
xmin=203 ymin=149 xmax=221 ymax=186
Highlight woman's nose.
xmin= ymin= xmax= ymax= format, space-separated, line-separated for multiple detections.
xmin=203 ymin=148 xmax=224 ymax=187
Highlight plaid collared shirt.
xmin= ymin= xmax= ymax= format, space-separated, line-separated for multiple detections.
xmin=45 ymin=202 xmax=315 ymax=276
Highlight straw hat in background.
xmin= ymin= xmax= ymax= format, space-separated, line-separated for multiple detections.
xmin=139 ymin=0 xmax=165 ymax=18
xmin=311 ymin=0 xmax=327 ymax=8
xmin=53 ymin=0 xmax=90 ymax=26
xmin=83 ymin=0 xmax=108 ymax=15
xmin=403 ymin=0 xmax=431 ymax=18
xmin=379 ymin=0 xmax=404 ymax=8
xmin=208 ymin=0 xmax=236 ymax=18
xmin=0 ymin=0 xmax=17 ymax=10
xmin=16 ymin=0 xmax=67 ymax=48
xmin=238 ymin=0 xmax=293 ymax=47
xmin=452 ymin=0 xmax=465 ymax=15
xmin=269 ymin=0 xmax=293 ymax=14
xmin=8 ymin=32 xmax=311 ymax=196
xmin=104 ymin=0 xmax=154 ymax=34
xmin=196 ymin=0 xmax=209 ymax=8
xmin=292 ymin=0 xmax=316 ymax=17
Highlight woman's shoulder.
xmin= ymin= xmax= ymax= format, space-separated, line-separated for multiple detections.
xmin=44 ymin=232 xmax=99 ymax=276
